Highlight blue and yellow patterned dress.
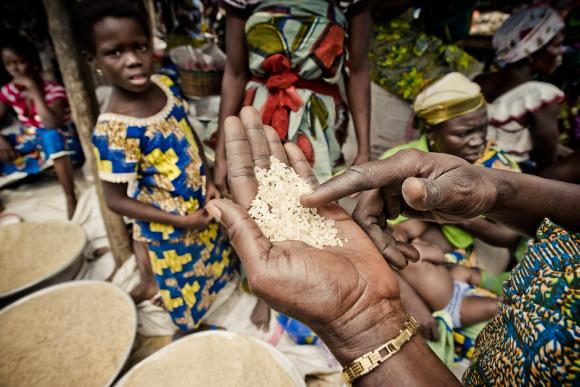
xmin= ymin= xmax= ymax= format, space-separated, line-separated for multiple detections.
xmin=92 ymin=75 xmax=235 ymax=331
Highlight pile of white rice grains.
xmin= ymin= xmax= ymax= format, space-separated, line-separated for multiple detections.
xmin=249 ymin=156 xmax=344 ymax=249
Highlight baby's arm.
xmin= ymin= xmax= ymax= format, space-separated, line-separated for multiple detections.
xmin=458 ymin=217 xmax=521 ymax=248
xmin=393 ymin=219 xmax=430 ymax=242
xmin=411 ymin=238 xmax=446 ymax=264
xmin=102 ymin=181 xmax=212 ymax=230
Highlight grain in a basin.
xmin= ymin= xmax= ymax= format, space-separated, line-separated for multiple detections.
xmin=0 ymin=222 xmax=86 ymax=296
xmin=116 ymin=331 xmax=304 ymax=387
xmin=0 ymin=281 xmax=136 ymax=387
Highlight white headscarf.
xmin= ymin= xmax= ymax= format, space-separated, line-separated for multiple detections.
xmin=493 ymin=6 xmax=564 ymax=64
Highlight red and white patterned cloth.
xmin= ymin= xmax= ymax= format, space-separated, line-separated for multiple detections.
xmin=0 ymin=80 xmax=71 ymax=128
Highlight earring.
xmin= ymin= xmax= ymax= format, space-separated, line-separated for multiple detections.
xmin=96 ymin=68 xmax=103 ymax=76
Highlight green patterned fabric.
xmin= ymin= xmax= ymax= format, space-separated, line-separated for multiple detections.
xmin=369 ymin=10 xmax=482 ymax=101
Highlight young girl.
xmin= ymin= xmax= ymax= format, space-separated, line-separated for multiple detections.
xmin=78 ymin=2 xmax=235 ymax=332
xmin=0 ymin=36 xmax=83 ymax=219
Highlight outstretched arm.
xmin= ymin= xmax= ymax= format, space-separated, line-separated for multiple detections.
xmin=302 ymin=149 xmax=580 ymax=235
xmin=207 ymin=107 xmax=457 ymax=386
xmin=458 ymin=217 xmax=521 ymax=248
xmin=529 ymin=104 xmax=560 ymax=168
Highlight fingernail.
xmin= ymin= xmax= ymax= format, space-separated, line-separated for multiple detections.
xmin=422 ymin=179 xmax=440 ymax=207
xmin=206 ymin=204 xmax=222 ymax=222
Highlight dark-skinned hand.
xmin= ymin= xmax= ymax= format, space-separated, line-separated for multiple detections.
xmin=206 ymin=107 xmax=419 ymax=364
xmin=302 ymin=149 xmax=498 ymax=224
xmin=301 ymin=150 xmax=497 ymax=270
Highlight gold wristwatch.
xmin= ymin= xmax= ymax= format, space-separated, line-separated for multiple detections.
xmin=342 ymin=315 xmax=420 ymax=386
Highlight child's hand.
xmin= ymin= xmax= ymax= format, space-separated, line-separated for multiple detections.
xmin=206 ymin=181 xmax=221 ymax=201
xmin=180 ymin=209 xmax=213 ymax=230
xmin=12 ymin=75 xmax=37 ymax=91
xmin=250 ymin=298 xmax=271 ymax=332
xmin=0 ymin=136 xmax=17 ymax=161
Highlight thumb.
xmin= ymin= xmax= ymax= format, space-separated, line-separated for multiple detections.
xmin=206 ymin=199 xmax=272 ymax=269
xmin=401 ymin=177 xmax=444 ymax=212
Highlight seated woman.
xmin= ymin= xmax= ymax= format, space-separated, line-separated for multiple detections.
xmin=381 ymin=73 xmax=522 ymax=328
xmin=475 ymin=6 xmax=568 ymax=172
xmin=0 ymin=37 xmax=83 ymax=219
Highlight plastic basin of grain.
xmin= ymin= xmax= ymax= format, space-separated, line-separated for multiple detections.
xmin=115 ymin=331 xmax=306 ymax=387
xmin=0 ymin=222 xmax=86 ymax=301
xmin=0 ymin=281 xmax=137 ymax=387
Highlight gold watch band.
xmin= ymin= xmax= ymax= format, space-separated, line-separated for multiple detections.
xmin=342 ymin=315 xmax=420 ymax=386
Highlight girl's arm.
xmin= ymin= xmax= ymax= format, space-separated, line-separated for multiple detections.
xmin=214 ymin=13 xmax=250 ymax=193
xmin=102 ymin=181 xmax=212 ymax=230
xmin=0 ymin=102 xmax=18 ymax=161
xmin=458 ymin=217 xmax=521 ymax=248
xmin=346 ymin=1 xmax=372 ymax=165
xmin=17 ymin=77 xmax=66 ymax=128
xmin=529 ymin=103 xmax=560 ymax=168
xmin=0 ymin=101 xmax=8 ymax=124
xmin=539 ymin=148 xmax=580 ymax=183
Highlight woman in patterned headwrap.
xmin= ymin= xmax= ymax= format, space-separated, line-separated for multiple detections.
xmin=381 ymin=73 xmax=522 ymax=268
xmin=378 ymin=73 xmax=522 ymax=364
xmin=475 ymin=5 xmax=569 ymax=172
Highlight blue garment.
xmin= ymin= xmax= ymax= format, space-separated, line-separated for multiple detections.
xmin=93 ymin=75 xmax=207 ymax=242
xmin=1 ymin=122 xmax=83 ymax=176
xmin=464 ymin=219 xmax=579 ymax=385
xmin=147 ymin=223 xmax=235 ymax=331
xmin=92 ymin=74 xmax=235 ymax=331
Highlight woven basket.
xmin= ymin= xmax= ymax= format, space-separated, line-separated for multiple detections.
xmin=179 ymin=68 xmax=223 ymax=97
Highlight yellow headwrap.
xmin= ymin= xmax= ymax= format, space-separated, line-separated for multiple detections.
xmin=413 ymin=73 xmax=486 ymax=126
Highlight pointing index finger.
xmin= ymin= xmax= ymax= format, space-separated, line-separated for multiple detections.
xmin=300 ymin=150 xmax=422 ymax=208
xmin=300 ymin=162 xmax=378 ymax=207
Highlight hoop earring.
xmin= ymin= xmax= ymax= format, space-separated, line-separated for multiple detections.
xmin=96 ymin=68 xmax=103 ymax=76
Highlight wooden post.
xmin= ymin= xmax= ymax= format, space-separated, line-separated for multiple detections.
xmin=43 ymin=0 xmax=132 ymax=266
xmin=144 ymin=0 xmax=157 ymax=40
